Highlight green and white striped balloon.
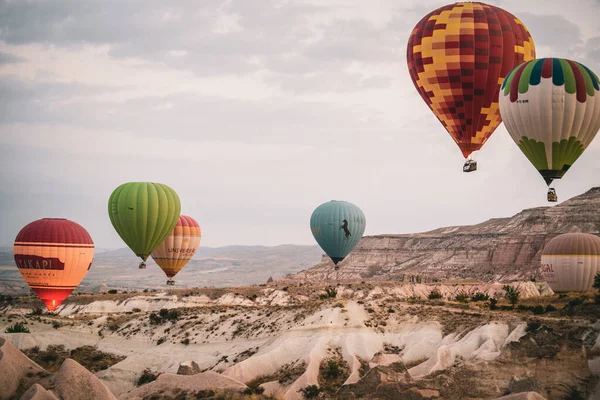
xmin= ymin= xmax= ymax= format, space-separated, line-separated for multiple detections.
xmin=499 ymin=57 xmax=600 ymax=186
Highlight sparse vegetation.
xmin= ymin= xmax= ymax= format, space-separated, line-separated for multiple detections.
xmin=299 ymin=385 xmax=321 ymax=399
xmin=454 ymin=291 xmax=469 ymax=303
xmin=108 ymin=289 xmax=118 ymax=294
xmin=132 ymin=308 xmax=142 ymax=312
xmin=243 ymin=377 xmax=266 ymax=395
xmin=319 ymin=286 xmax=337 ymax=299
xmin=0 ymin=294 xmax=14 ymax=303
xmin=149 ymin=308 xmax=180 ymax=324
xmin=137 ymin=368 xmax=160 ymax=386
xmin=317 ymin=350 xmax=350 ymax=396
xmin=323 ymin=360 xmax=341 ymax=378
xmin=503 ymin=285 xmax=520 ymax=306
xmin=428 ymin=290 xmax=443 ymax=300
xmin=23 ymin=344 xmax=125 ymax=373
xmin=277 ymin=361 xmax=307 ymax=385
xmin=489 ymin=298 xmax=498 ymax=310
xmin=593 ymin=272 xmax=600 ymax=291
xmin=531 ymin=305 xmax=544 ymax=315
xmin=471 ymin=292 xmax=489 ymax=302
xmin=565 ymin=296 xmax=588 ymax=316
xmin=29 ymin=308 xmax=43 ymax=316
xmin=517 ymin=304 xmax=547 ymax=315
xmin=5 ymin=322 xmax=30 ymax=333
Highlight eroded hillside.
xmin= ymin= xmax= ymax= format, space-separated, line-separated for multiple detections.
xmin=284 ymin=187 xmax=600 ymax=285
xmin=1 ymin=282 xmax=599 ymax=400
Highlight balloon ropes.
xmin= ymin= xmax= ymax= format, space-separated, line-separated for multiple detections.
xmin=14 ymin=218 xmax=94 ymax=312
xmin=406 ymin=2 xmax=536 ymax=171
xmin=108 ymin=182 xmax=181 ymax=269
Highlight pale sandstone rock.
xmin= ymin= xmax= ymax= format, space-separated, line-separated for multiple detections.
xmin=0 ymin=336 xmax=48 ymax=400
xmin=177 ymin=360 xmax=201 ymax=375
xmin=19 ymin=384 xmax=58 ymax=400
xmin=495 ymin=392 xmax=547 ymax=400
xmin=53 ymin=358 xmax=117 ymax=400
xmin=121 ymin=371 xmax=247 ymax=400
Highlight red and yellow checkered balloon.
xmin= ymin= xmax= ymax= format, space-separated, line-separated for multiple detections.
xmin=407 ymin=2 xmax=535 ymax=159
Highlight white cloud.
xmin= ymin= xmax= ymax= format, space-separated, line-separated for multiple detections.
xmin=1 ymin=0 xmax=599 ymax=248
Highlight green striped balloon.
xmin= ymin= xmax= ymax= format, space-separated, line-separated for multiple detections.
xmin=499 ymin=57 xmax=600 ymax=186
xmin=108 ymin=182 xmax=181 ymax=267
xmin=310 ymin=201 xmax=366 ymax=265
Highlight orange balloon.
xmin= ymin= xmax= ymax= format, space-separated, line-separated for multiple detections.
xmin=151 ymin=215 xmax=201 ymax=282
xmin=14 ymin=218 xmax=94 ymax=312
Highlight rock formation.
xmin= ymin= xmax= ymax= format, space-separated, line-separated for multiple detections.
xmin=52 ymin=358 xmax=117 ymax=400
xmin=285 ymin=187 xmax=600 ymax=284
xmin=0 ymin=337 xmax=49 ymax=400
xmin=120 ymin=371 xmax=248 ymax=399
xmin=19 ymin=384 xmax=58 ymax=400
xmin=177 ymin=360 xmax=201 ymax=375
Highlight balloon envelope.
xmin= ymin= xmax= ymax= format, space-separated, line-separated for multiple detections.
xmin=151 ymin=215 xmax=201 ymax=280
xmin=541 ymin=232 xmax=600 ymax=292
xmin=406 ymin=2 xmax=535 ymax=159
xmin=108 ymin=182 xmax=181 ymax=263
xmin=499 ymin=58 xmax=600 ymax=185
xmin=310 ymin=201 xmax=366 ymax=265
xmin=14 ymin=218 xmax=94 ymax=312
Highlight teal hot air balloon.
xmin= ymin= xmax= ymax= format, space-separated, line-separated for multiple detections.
xmin=310 ymin=201 xmax=366 ymax=268
xmin=108 ymin=182 xmax=181 ymax=269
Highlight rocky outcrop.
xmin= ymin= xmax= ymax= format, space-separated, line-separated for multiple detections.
xmin=336 ymin=322 xmax=596 ymax=399
xmin=19 ymin=384 xmax=58 ymax=400
xmin=0 ymin=336 xmax=49 ymax=400
xmin=285 ymin=187 xmax=600 ymax=284
xmin=52 ymin=359 xmax=117 ymax=400
xmin=120 ymin=372 xmax=248 ymax=400
xmin=495 ymin=393 xmax=547 ymax=400
xmin=177 ymin=360 xmax=201 ymax=375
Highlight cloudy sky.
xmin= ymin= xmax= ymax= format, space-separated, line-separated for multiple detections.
xmin=1 ymin=0 xmax=599 ymax=249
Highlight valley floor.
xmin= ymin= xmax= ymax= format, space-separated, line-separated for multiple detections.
xmin=1 ymin=281 xmax=599 ymax=400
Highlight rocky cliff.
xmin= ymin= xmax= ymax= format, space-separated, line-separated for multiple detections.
xmin=284 ymin=187 xmax=600 ymax=284
xmin=2 ymin=286 xmax=599 ymax=400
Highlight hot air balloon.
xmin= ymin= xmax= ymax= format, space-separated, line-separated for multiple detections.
xmin=151 ymin=215 xmax=201 ymax=285
xmin=14 ymin=218 xmax=94 ymax=312
xmin=406 ymin=2 xmax=536 ymax=172
xmin=499 ymin=58 xmax=600 ymax=202
xmin=108 ymin=182 xmax=181 ymax=269
xmin=540 ymin=232 xmax=600 ymax=292
xmin=310 ymin=201 xmax=366 ymax=269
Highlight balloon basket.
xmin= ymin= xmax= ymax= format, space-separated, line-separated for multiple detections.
xmin=139 ymin=262 xmax=147 ymax=269
xmin=547 ymin=188 xmax=558 ymax=202
xmin=462 ymin=160 xmax=477 ymax=173
xmin=166 ymin=280 xmax=175 ymax=286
